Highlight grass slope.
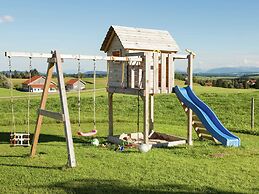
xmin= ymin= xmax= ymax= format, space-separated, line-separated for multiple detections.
xmin=0 ymin=80 xmax=258 ymax=193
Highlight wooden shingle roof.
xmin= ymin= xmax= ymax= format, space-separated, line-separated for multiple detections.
xmin=100 ymin=25 xmax=179 ymax=52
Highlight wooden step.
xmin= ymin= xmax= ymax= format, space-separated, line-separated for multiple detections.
xmin=196 ymin=128 xmax=211 ymax=135
xmin=192 ymin=121 xmax=204 ymax=128
xmin=200 ymin=134 xmax=215 ymax=141
xmin=192 ymin=114 xmax=199 ymax=121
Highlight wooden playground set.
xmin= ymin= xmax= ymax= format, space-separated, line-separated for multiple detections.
xmin=4 ymin=25 xmax=240 ymax=168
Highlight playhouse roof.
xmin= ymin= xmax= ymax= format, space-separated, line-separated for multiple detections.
xmin=100 ymin=25 xmax=179 ymax=52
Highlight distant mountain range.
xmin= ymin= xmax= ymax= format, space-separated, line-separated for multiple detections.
xmin=84 ymin=71 xmax=107 ymax=75
xmin=204 ymin=66 xmax=259 ymax=75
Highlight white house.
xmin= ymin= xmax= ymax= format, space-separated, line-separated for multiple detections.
xmin=22 ymin=75 xmax=57 ymax=93
xmin=66 ymin=79 xmax=86 ymax=91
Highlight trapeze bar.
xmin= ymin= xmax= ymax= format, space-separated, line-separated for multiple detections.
xmin=4 ymin=51 xmax=142 ymax=62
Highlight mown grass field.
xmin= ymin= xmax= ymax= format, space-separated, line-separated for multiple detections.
xmin=0 ymin=79 xmax=258 ymax=193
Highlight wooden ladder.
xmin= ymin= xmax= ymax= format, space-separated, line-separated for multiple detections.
xmin=179 ymin=101 xmax=219 ymax=143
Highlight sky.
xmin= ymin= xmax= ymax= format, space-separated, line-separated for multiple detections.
xmin=0 ymin=0 xmax=259 ymax=73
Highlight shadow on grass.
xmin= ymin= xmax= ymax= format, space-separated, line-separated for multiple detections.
xmin=37 ymin=178 xmax=246 ymax=194
xmin=0 ymin=132 xmax=89 ymax=144
xmin=0 ymin=163 xmax=63 ymax=170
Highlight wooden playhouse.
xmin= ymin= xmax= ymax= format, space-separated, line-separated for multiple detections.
xmin=101 ymin=25 xmax=195 ymax=147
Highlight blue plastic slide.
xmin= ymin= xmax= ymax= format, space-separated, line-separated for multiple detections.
xmin=174 ymin=86 xmax=240 ymax=147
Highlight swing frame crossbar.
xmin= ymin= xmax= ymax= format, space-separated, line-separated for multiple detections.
xmin=5 ymin=51 xmax=143 ymax=62
xmin=5 ymin=50 xmax=142 ymax=168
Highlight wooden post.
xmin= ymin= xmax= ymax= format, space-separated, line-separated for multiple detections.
xmin=143 ymin=52 xmax=151 ymax=144
xmin=161 ymin=53 xmax=167 ymax=93
xmin=168 ymin=54 xmax=172 ymax=93
xmin=153 ymin=52 xmax=159 ymax=93
xmin=187 ymin=53 xmax=194 ymax=145
xmin=30 ymin=62 xmax=55 ymax=157
xmin=55 ymin=51 xmax=76 ymax=168
xmin=108 ymin=92 xmax=113 ymax=136
xmin=149 ymin=94 xmax=154 ymax=133
xmin=251 ymin=97 xmax=255 ymax=130
xmin=131 ymin=67 xmax=135 ymax=88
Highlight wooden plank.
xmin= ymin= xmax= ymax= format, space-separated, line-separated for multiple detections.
xmin=196 ymin=128 xmax=211 ymax=135
xmin=161 ymin=53 xmax=167 ymax=93
xmin=168 ymin=53 xmax=173 ymax=92
xmin=187 ymin=53 xmax=194 ymax=145
xmin=187 ymin=54 xmax=194 ymax=88
xmin=200 ymin=134 xmax=215 ymax=141
xmin=108 ymin=93 xmax=113 ymax=136
xmin=138 ymin=68 xmax=143 ymax=88
xmin=104 ymin=30 xmax=115 ymax=52
xmin=153 ymin=52 xmax=159 ymax=94
xmin=173 ymin=54 xmax=188 ymax=59
xmin=4 ymin=51 xmax=142 ymax=62
xmin=38 ymin=109 xmax=64 ymax=121
xmin=125 ymin=52 xmax=145 ymax=57
xmin=143 ymin=52 xmax=151 ymax=144
xmin=149 ymin=95 xmax=154 ymax=133
xmin=55 ymin=51 xmax=76 ymax=168
xmin=131 ymin=67 xmax=135 ymax=88
xmin=192 ymin=121 xmax=204 ymax=128
xmin=107 ymin=87 xmax=144 ymax=96
xmin=30 ymin=62 xmax=55 ymax=157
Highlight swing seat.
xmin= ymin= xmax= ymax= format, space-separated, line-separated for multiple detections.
xmin=77 ymin=129 xmax=97 ymax=137
xmin=10 ymin=132 xmax=30 ymax=147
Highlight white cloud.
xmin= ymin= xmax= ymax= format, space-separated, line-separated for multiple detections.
xmin=0 ymin=15 xmax=14 ymax=23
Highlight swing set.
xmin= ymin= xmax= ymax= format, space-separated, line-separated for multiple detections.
xmin=8 ymin=56 xmax=32 ymax=147
xmin=4 ymin=50 xmax=139 ymax=167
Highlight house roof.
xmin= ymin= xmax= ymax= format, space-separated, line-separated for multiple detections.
xmin=23 ymin=75 xmax=42 ymax=85
xmin=23 ymin=75 xmax=57 ymax=86
xmin=66 ymin=79 xmax=86 ymax=85
xmin=100 ymin=25 xmax=179 ymax=52
xmin=30 ymin=84 xmax=57 ymax=89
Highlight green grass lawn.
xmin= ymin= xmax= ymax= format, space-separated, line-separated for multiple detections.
xmin=0 ymin=79 xmax=258 ymax=193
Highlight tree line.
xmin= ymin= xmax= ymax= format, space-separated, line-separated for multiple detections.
xmin=175 ymin=72 xmax=259 ymax=89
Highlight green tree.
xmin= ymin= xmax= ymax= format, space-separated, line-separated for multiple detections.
xmin=0 ymin=73 xmax=11 ymax=89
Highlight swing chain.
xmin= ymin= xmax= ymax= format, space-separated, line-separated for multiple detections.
xmin=93 ymin=59 xmax=96 ymax=130
xmin=77 ymin=59 xmax=81 ymax=131
xmin=8 ymin=57 xmax=16 ymax=133
xmin=27 ymin=57 xmax=32 ymax=134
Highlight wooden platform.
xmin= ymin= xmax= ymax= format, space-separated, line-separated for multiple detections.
xmin=107 ymin=131 xmax=187 ymax=148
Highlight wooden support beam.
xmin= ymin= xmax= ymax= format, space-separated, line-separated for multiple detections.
xmin=168 ymin=53 xmax=173 ymax=92
xmin=55 ymin=51 xmax=76 ymax=168
xmin=38 ymin=109 xmax=64 ymax=121
xmin=187 ymin=53 xmax=194 ymax=145
xmin=153 ymin=52 xmax=159 ymax=94
xmin=4 ymin=51 xmax=142 ymax=62
xmin=161 ymin=53 xmax=167 ymax=93
xmin=143 ymin=52 xmax=151 ymax=144
xmin=173 ymin=54 xmax=188 ymax=59
xmin=31 ymin=62 xmax=55 ymax=157
xmin=108 ymin=92 xmax=113 ymax=136
xmin=149 ymin=94 xmax=154 ymax=133
xmin=125 ymin=52 xmax=145 ymax=57
xmin=131 ymin=67 xmax=135 ymax=88
xmin=107 ymin=87 xmax=144 ymax=96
